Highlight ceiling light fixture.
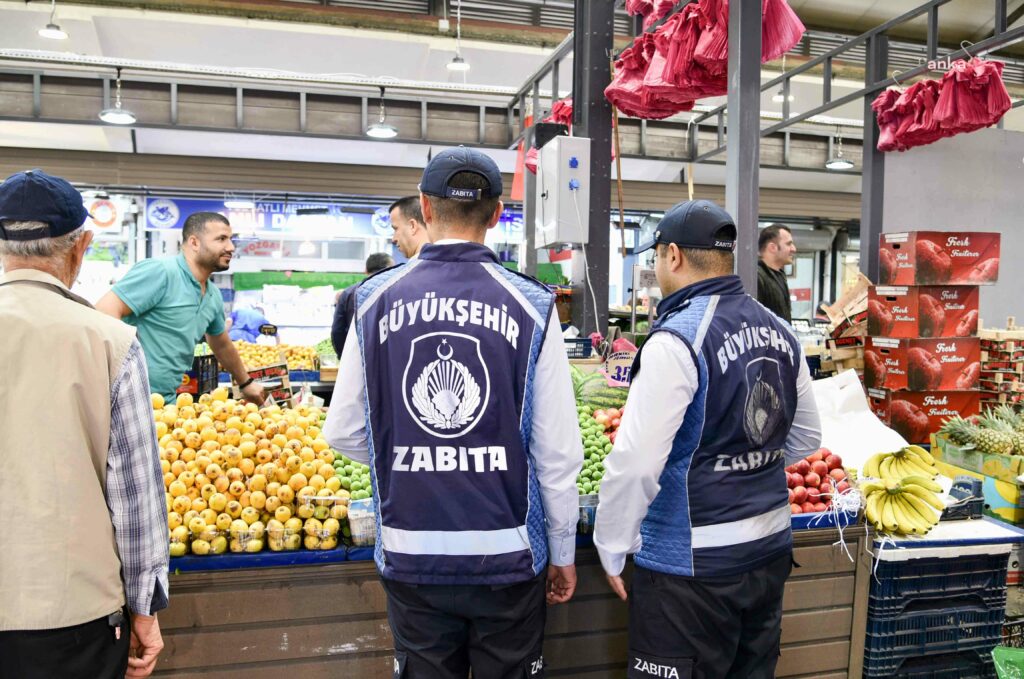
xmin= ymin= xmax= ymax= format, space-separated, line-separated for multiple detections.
xmin=224 ymin=199 xmax=256 ymax=209
xmin=38 ymin=0 xmax=68 ymax=40
xmin=366 ymin=86 xmax=398 ymax=139
xmin=99 ymin=69 xmax=136 ymax=125
xmin=826 ymin=126 xmax=855 ymax=171
xmin=446 ymin=0 xmax=470 ymax=72
xmin=772 ymin=54 xmax=793 ymax=103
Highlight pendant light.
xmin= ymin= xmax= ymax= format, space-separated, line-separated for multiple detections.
xmin=99 ymin=69 xmax=137 ymax=125
xmin=366 ymin=86 xmax=398 ymax=139
xmin=446 ymin=0 xmax=470 ymax=72
xmin=825 ymin=126 xmax=854 ymax=171
xmin=38 ymin=0 xmax=68 ymax=40
xmin=772 ymin=54 xmax=793 ymax=103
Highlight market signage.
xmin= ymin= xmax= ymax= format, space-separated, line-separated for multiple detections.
xmin=144 ymin=197 xmax=383 ymax=238
xmin=145 ymin=197 xmax=525 ymax=242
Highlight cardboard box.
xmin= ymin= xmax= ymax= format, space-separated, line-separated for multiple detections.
xmin=868 ymin=285 xmax=980 ymax=338
xmin=932 ymin=433 xmax=1024 ymax=485
xmin=868 ymin=389 xmax=980 ymax=443
xmin=864 ymin=337 xmax=981 ymax=391
xmin=932 ymin=456 xmax=1024 ymax=525
xmin=879 ymin=231 xmax=1000 ymax=285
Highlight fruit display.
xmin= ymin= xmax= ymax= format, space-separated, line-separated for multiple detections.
xmin=231 ymin=340 xmax=317 ymax=371
xmin=155 ymin=389 xmax=347 ymax=556
xmin=863 ymin=444 xmax=940 ymax=480
xmin=939 ymin=408 xmax=1024 ymax=455
xmin=333 ymin=453 xmax=373 ymax=501
xmin=861 ymin=445 xmax=944 ymax=535
xmin=315 ymin=337 xmax=336 ymax=359
xmin=785 ymin=448 xmax=851 ymax=515
xmin=861 ymin=476 xmax=945 ymax=535
xmin=576 ymin=404 xmax=614 ymax=496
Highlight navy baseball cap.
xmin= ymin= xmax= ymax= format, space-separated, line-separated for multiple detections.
xmin=636 ymin=199 xmax=736 ymax=253
xmin=0 ymin=169 xmax=90 ymax=241
xmin=420 ymin=146 xmax=503 ymax=201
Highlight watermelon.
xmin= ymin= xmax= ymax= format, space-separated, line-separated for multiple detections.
xmin=571 ymin=365 xmax=628 ymax=409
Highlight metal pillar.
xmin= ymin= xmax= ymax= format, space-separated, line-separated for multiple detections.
xmin=570 ymin=0 xmax=614 ymax=336
xmin=860 ymin=35 xmax=888 ymax=284
xmin=725 ymin=0 xmax=762 ymax=294
xmin=523 ymin=125 xmax=538 ymax=276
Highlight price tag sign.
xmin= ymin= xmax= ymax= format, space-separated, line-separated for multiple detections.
xmin=605 ymin=350 xmax=636 ymax=387
xmin=637 ymin=269 xmax=658 ymax=289
xmin=259 ymin=324 xmax=278 ymax=336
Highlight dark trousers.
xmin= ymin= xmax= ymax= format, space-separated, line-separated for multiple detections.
xmin=382 ymin=572 xmax=547 ymax=679
xmin=627 ymin=552 xmax=793 ymax=679
xmin=0 ymin=611 xmax=130 ymax=679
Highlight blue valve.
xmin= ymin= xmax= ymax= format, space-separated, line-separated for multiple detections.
xmin=569 ymin=156 xmax=580 ymax=169
xmin=569 ymin=179 xmax=581 ymax=191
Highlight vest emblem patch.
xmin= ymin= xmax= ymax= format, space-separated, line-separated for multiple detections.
xmin=403 ymin=332 xmax=490 ymax=439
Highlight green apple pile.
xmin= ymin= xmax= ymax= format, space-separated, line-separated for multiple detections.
xmin=333 ymin=453 xmax=374 ymax=501
xmin=576 ymin=405 xmax=612 ymax=496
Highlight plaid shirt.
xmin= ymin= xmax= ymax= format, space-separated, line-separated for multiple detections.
xmin=108 ymin=340 xmax=170 ymax=616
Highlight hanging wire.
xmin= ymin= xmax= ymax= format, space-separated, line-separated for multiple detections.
xmin=377 ymin=85 xmax=387 ymax=123
xmin=455 ymin=0 xmax=463 ymax=57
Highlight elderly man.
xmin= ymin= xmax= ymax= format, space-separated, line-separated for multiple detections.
xmin=0 ymin=170 xmax=168 ymax=678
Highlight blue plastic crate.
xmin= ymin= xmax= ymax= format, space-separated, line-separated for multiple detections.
xmin=863 ymin=649 xmax=994 ymax=678
xmin=564 ymin=338 xmax=593 ymax=359
xmin=865 ymin=605 xmax=1005 ymax=654
xmin=868 ymin=552 xmax=1009 ymax=619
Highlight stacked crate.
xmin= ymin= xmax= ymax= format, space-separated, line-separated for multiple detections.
xmin=866 ymin=231 xmax=1000 ymax=444
xmin=979 ymin=321 xmax=1024 ymax=410
xmin=864 ymin=519 xmax=1024 ymax=678
xmin=818 ymin=273 xmax=870 ymax=378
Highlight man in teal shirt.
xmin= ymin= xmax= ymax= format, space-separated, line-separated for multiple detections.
xmin=97 ymin=212 xmax=265 ymax=403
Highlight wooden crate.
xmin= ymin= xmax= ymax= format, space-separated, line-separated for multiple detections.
xmin=153 ymin=529 xmax=871 ymax=678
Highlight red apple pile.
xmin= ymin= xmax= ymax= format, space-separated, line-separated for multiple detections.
xmin=593 ymin=407 xmax=624 ymax=445
xmin=785 ymin=448 xmax=850 ymax=515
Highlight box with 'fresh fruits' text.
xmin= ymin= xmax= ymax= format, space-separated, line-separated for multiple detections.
xmin=864 ymin=337 xmax=981 ymax=391
xmin=868 ymin=388 xmax=981 ymax=444
xmin=879 ymin=231 xmax=1000 ymax=285
xmin=868 ymin=285 xmax=979 ymax=338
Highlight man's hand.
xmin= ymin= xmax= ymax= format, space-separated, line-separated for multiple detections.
xmin=546 ymin=564 xmax=577 ymax=605
xmin=126 ymin=614 xmax=163 ymax=678
xmin=241 ymin=380 xmax=266 ymax=405
xmin=606 ymin=574 xmax=628 ymax=602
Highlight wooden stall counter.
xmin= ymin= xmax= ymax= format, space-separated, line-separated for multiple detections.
xmin=154 ymin=527 xmax=870 ymax=678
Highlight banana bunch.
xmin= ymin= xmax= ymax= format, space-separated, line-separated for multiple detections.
xmin=861 ymin=476 xmax=945 ymax=535
xmin=863 ymin=445 xmax=938 ymax=481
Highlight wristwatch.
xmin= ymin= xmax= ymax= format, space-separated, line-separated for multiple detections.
xmin=239 ymin=377 xmax=256 ymax=389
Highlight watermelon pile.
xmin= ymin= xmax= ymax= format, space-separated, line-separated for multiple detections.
xmin=570 ymin=365 xmax=628 ymax=411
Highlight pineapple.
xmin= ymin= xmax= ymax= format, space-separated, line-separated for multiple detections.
xmin=995 ymin=404 xmax=1024 ymax=434
xmin=940 ymin=415 xmax=980 ymax=447
xmin=980 ymin=409 xmax=1024 ymax=455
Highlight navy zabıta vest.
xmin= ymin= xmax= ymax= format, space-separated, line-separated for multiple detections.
xmin=632 ymin=275 xmax=802 ymax=578
xmin=354 ymin=242 xmax=555 ymax=585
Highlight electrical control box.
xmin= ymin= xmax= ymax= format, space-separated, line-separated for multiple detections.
xmin=535 ymin=136 xmax=590 ymax=247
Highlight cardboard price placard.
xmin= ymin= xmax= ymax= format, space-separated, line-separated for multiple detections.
xmin=604 ymin=351 xmax=636 ymax=387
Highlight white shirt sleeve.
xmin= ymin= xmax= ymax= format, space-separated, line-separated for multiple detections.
xmin=528 ymin=311 xmax=585 ymax=567
xmin=594 ymin=333 xmax=697 ymax=577
xmin=784 ymin=346 xmax=823 ymax=462
xmin=322 ymin=319 xmax=370 ymax=465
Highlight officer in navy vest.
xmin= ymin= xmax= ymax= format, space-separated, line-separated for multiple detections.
xmin=323 ymin=147 xmax=583 ymax=679
xmin=594 ymin=200 xmax=822 ymax=679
